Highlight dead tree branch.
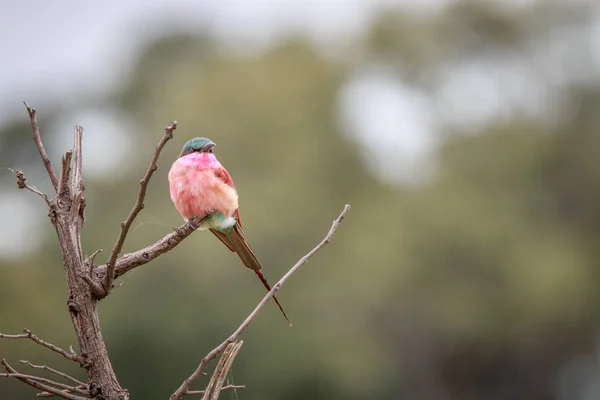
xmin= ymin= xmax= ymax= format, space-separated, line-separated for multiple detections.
xmin=1 ymin=360 xmax=89 ymax=400
xmin=0 ymin=372 xmax=87 ymax=395
xmin=94 ymin=215 xmax=206 ymax=280
xmin=197 ymin=341 xmax=244 ymax=400
xmin=103 ymin=121 xmax=178 ymax=296
xmin=170 ymin=204 xmax=350 ymax=400
xmin=19 ymin=360 xmax=85 ymax=386
xmin=0 ymin=329 xmax=80 ymax=364
xmin=2 ymin=104 xmax=130 ymax=399
xmin=13 ymin=169 xmax=51 ymax=205
xmin=24 ymin=102 xmax=59 ymax=191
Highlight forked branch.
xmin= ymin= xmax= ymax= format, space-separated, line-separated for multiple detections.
xmin=103 ymin=121 xmax=178 ymax=296
xmin=170 ymin=204 xmax=350 ymax=400
xmin=13 ymin=169 xmax=50 ymax=205
xmin=0 ymin=329 xmax=80 ymax=364
xmin=196 ymin=341 xmax=244 ymax=400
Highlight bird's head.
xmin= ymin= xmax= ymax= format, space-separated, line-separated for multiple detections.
xmin=179 ymin=137 xmax=216 ymax=157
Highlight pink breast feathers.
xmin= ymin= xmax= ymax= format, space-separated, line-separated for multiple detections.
xmin=168 ymin=154 xmax=239 ymax=221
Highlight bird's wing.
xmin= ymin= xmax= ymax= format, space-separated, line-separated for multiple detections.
xmin=213 ymin=167 xmax=242 ymax=226
xmin=210 ymin=224 xmax=261 ymax=271
xmin=209 ymin=166 xmax=243 ymax=252
xmin=210 ymin=228 xmax=236 ymax=252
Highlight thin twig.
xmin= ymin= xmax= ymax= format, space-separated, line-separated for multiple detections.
xmin=85 ymin=249 xmax=102 ymax=278
xmin=0 ymin=373 xmax=87 ymax=394
xmin=170 ymin=204 xmax=350 ymax=400
xmin=37 ymin=391 xmax=88 ymax=398
xmin=23 ymin=102 xmax=59 ymax=191
xmin=0 ymin=329 xmax=80 ymax=363
xmin=200 ymin=341 xmax=243 ymax=400
xmin=103 ymin=121 xmax=178 ymax=296
xmin=13 ymin=169 xmax=51 ymax=206
xmin=1 ymin=360 xmax=88 ymax=400
xmin=185 ymin=384 xmax=246 ymax=396
xmin=95 ymin=215 xmax=206 ymax=280
xmin=19 ymin=360 xmax=85 ymax=386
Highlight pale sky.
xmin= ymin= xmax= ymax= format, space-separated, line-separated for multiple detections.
xmin=0 ymin=0 xmax=446 ymax=121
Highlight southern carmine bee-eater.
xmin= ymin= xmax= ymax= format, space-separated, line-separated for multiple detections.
xmin=168 ymin=137 xmax=291 ymax=326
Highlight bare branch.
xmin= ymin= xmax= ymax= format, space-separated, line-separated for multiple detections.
xmin=13 ymin=169 xmax=51 ymax=206
xmin=103 ymin=121 xmax=178 ymax=296
xmin=23 ymin=102 xmax=59 ymax=191
xmin=170 ymin=204 xmax=350 ymax=400
xmin=185 ymin=384 xmax=246 ymax=396
xmin=1 ymin=360 xmax=88 ymax=400
xmin=0 ymin=373 xmax=87 ymax=394
xmin=0 ymin=329 xmax=80 ymax=364
xmin=37 ymin=391 xmax=89 ymax=398
xmin=199 ymin=341 xmax=243 ymax=400
xmin=19 ymin=360 xmax=85 ymax=386
xmin=95 ymin=215 xmax=206 ymax=280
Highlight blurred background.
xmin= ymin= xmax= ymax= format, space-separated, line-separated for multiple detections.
xmin=2 ymin=0 xmax=600 ymax=399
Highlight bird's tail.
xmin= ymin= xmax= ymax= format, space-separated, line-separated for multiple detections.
xmin=252 ymin=269 xmax=291 ymax=327
xmin=210 ymin=225 xmax=291 ymax=326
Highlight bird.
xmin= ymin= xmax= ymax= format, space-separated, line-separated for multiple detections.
xmin=168 ymin=137 xmax=291 ymax=326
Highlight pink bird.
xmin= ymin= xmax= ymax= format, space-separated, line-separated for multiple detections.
xmin=168 ymin=137 xmax=290 ymax=325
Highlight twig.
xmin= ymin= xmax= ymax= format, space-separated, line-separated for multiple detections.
xmin=23 ymin=102 xmax=59 ymax=192
xmin=85 ymin=249 xmax=102 ymax=278
xmin=185 ymin=384 xmax=246 ymax=396
xmin=0 ymin=373 xmax=87 ymax=394
xmin=13 ymin=169 xmax=51 ymax=206
xmin=103 ymin=121 xmax=178 ymax=296
xmin=0 ymin=329 xmax=80 ymax=363
xmin=199 ymin=341 xmax=243 ymax=400
xmin=37 ymin=391 xmax=88 ymax=398
xmin=95 ymin=215 xmax=206 ymax=280
xmin=19 ymin=360 xmax=85 ymax=386
xmin=1 ymin=360 xmax=88 ymax=400
xmin=170 ymin=204 xmax=350 ymax=400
